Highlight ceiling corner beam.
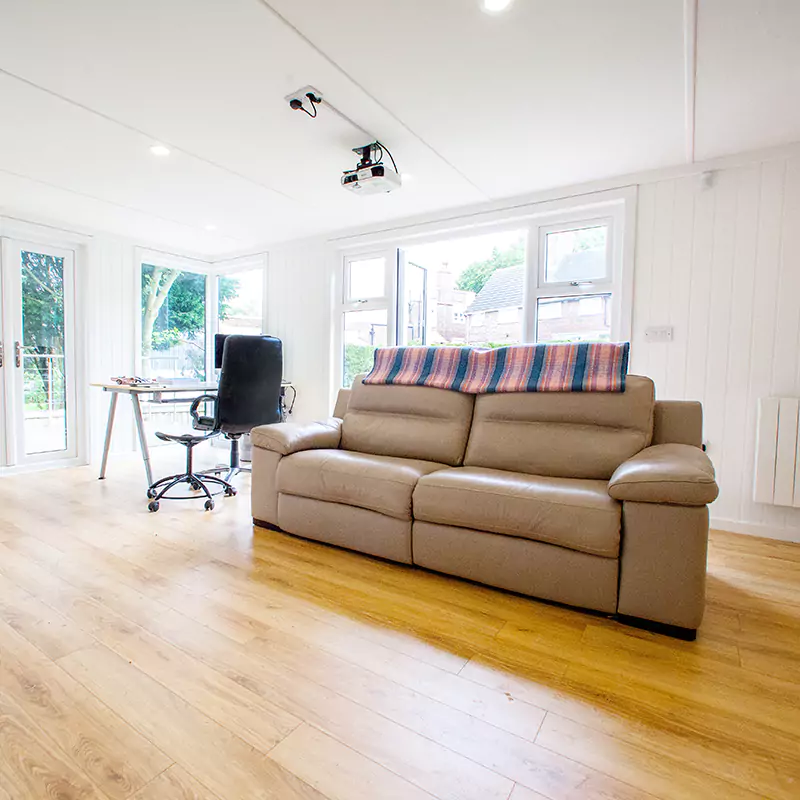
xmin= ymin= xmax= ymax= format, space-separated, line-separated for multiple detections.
xmin=684 ymin=0 xmax=699 ymax=163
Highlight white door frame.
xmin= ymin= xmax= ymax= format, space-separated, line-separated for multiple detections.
xmin=1 ymin=239 xmax=78 ymax=466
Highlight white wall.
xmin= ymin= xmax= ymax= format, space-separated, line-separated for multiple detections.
xmin=266 ymin=144 xmax=800 ymax=542
xmin=84 ymin=236 xmax=137 ymax=460
xmin=266 ymin=238 xmax=331 ymax=424
xmin=632 ymin=154 xmax=800 ymax=540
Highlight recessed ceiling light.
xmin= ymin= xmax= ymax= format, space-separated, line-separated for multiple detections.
xmin=482 ymin=0 xmax=513 ymax=12
xmin=149 ymin=144 xmax=170 ymax=157
xmin=204 ymin=224 xmax=217 ymax=232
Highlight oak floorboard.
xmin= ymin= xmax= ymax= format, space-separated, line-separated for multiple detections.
xmin=128 ymin=765 xmax=221 ymax=800
xmin=269 ymin=723 xmax=438 ymax=800
xmin=0 ymin=617 xmax=171 ymax=800
xmin=56 ymin=644 xmax=327 ymax=800
xmin=0 ymin=691 xmax=109 ymax=800
xmin=146 ymin=608 xmax=515 ymax=800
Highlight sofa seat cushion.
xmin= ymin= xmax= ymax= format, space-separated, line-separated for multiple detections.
xmin=277 ymin=449 xmax=445 ymax=521
xmin=413 ymin=467 xmax=621 ymax=557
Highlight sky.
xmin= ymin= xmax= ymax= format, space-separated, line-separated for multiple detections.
xmin=404 ymin=228 xmax=525 ymax=276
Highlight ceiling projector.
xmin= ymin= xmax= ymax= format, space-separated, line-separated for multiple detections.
xmin=342 ymin=142 xmax=402 ymax=195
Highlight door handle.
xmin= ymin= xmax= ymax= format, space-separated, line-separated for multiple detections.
xmin=14 ymin=341 xmax=21 ymax=368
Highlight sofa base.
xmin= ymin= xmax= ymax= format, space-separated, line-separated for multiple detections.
xmin=253 ymin=518 xmax=283 ymax=533
xmin=253 ymin=516 xmax=701 ymax=640
xmin=276 ymin=493 xmax=413 ymax=564
xmin=412 ymin=521 xmax=619 ymax=614
xmin=613 ymin=613 xmax=697 ymax=641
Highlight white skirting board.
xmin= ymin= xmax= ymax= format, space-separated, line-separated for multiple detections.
xmin=711 ymin=517 xmax=800 ymax=544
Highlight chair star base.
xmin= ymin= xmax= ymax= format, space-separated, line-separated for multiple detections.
xmin=146 ymin=430 xmax=237 ymax=512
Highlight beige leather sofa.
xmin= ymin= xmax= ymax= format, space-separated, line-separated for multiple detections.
xmin=251 ymin=375 xmax=718 ymax=638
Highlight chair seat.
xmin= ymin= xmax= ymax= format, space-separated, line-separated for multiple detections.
xmin=155 ymin=431 xmax=217 ymax=446
xmin=413 ymin=467 xmax=621 ymax=558
xmin=277 ymin=449 xmax=445 ymax=520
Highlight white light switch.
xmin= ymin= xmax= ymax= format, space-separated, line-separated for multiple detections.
xmin=645 ymin=326 xmax=674 ymax=343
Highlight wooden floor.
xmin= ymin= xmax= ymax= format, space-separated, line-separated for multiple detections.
xmin=0 ymin=452 xmax=799 ymax=800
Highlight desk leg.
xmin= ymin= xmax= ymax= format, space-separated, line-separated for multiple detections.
xmin=98 ymin=393 xmax=118 ymax=480
xmin=131 ymin=394 xmax=154 ymax=486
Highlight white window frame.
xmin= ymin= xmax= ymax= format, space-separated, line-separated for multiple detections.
xmin=135 ymin=249 xmax=214 ymax=380
xmin=330 ymin=188 xmax=635 ymax=393
xmin=336 ymin=248 xmax=397 ymax=387
xmin=212 ymin=253 xmax=269 ymax=345
xmin=523 ymin=202 xmax=628 ymax=344
xmin=135 ymin=250 xmax=269 ymax=381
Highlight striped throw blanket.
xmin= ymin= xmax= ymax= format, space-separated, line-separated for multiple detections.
xmin=363 ymin=342 xmax=630 ymax=393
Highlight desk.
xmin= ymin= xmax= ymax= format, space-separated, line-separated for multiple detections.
xmin=93 ymin=382 xmax=218 ymax=485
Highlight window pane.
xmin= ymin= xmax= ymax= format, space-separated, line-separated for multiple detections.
xmin=343 ymin=309 xmax=387 ymax=387
xmin=141 ymin=265 xmax=207 ymax=380
xmin=545 ymin=225 xmax=608 ymax=283
xmin=536 ymin=294 xmax=611 ymax=343
xmin=348 ymin=257 xmax=385 ymax=300
xmin=218 ymin=268 xmax=263 ymax=335
xmin=21 ymin=251 xmax=67 ymax=454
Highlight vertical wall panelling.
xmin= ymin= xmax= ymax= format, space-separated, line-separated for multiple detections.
xmin=633 ymin=154 xmax=800 ymax=539
xmin=85 ymin=237 xmax=136 ymax=462
xmin=266 ymin=239 xmax=330 ymax=423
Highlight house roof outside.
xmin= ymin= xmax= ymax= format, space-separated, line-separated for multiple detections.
xmin=466 ymin=265 xmax=524 ymax=314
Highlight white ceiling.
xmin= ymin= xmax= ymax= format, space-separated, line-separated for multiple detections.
xmin=0 ymin=0 xmax=798 ymax=256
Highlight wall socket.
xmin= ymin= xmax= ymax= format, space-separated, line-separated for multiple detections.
xmin=644 ymin=325 xmax=674 ymax=343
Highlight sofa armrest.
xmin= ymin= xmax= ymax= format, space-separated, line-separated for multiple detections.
xmin=608 ymin=444 xmax=718 ymax=506
xmin=333 ymin=389 xmax=351 ymax=420
xmin=250 ymin=418 xmax=341 ymax=455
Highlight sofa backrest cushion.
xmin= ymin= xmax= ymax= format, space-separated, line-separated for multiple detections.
xmin=464 ymin=375 xmax=655 ymax=479
xmin=341 ymin=381 xmax=475 ymax=466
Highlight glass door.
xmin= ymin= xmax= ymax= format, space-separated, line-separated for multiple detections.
xmin=397 ymin=250 xmax=427 ymax=345
xmin=1 ymin=240 xmax=77 ymax=465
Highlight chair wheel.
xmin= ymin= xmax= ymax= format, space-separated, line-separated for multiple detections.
xmin=204 ymin=499 xmax=214 ymax=511
xmin=224 ymin=486 xmax=237 ymax=497
xmin=146 ymin=488 xmax=157 ymax=499
xmin=190 ymin=480 xmax=202 ymax=491
xmin=148 ymin=501 xmax=160 ymax=512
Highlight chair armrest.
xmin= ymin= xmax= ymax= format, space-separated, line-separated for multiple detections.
xmin=608 ymin=444 xmax=718 ymax=506
xmin=190 ymin=394 xmax=218 ymax=429
xmin=250 ymin=418 xmax=342 ymax=455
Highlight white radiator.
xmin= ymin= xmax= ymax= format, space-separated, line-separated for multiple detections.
xmin=754 ymin=397 xmax=800 ymax=506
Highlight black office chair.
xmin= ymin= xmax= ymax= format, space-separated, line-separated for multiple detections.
xmin=146 ymin=335 xmax=284 ymax=512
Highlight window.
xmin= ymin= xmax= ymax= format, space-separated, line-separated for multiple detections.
xmin=343 ymin=309 xmax=387 ymax=386
xmin=340 ymin=251 xmax=392 ymax=386
xmin=536 ymin=294 xmax=611 ymax=343
xmin=141 ymin=264 xmax=207 ymax=380
xmin=530 ymin=214 xmax=616 ymax=345
xmin=346 ymin=256 xmax=386 ymax=301
xmin=544 ymin=224 xmax=608 ymax=284
xmin=336 ymin=193 xmax=630 ymax=387
xmin=217 ymin=268 xmax=264 ymax=336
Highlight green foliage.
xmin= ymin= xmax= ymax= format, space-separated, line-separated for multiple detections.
xmin=141 ymin=265 xmax=239 ymax=353
xmin=20 ymin=252 xmax=66 ymax=410
xmin=455 ymin=239 xmax=525 ymax=294
xmin=21 ymin=252 xmax=64 ymax=352
xmin=343 ymin=344 xmax=377 ymax=387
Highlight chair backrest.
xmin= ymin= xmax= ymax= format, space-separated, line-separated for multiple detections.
xmin=216 ymin=335 xmax=283 ymax=435
xmin=464 ymin=375 xmax=655 ymax=480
